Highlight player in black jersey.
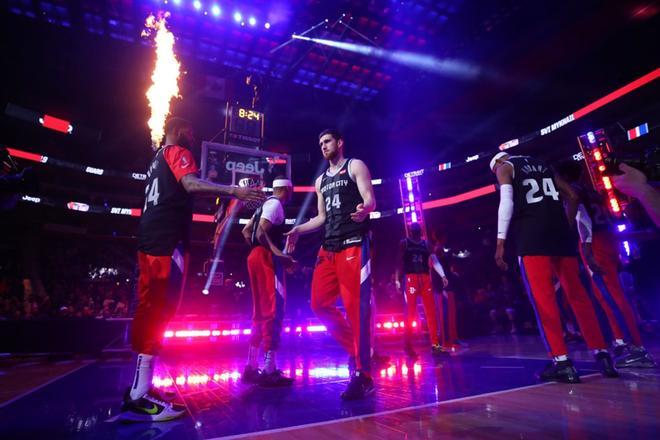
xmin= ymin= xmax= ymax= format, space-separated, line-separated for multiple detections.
xmin=121 ymin=117 xmax=264 ymax=422
xmin=557 ymin=161 xmax=655 ymax=368
xmin=285 ymin=129 xmax=376 ymax=400
xmin=490 ymin=152 xmax=617 ymax=384
xmin=395 ymin=222 xmax=448 ymax=358
xmin=241 ymin=176 xmax=296 ymax=386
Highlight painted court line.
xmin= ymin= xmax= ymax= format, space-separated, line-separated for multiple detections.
xmin=214 ymin=374 xmax=600 ymax=440
xmin=0 ymin=361 xmax=94 ymax=409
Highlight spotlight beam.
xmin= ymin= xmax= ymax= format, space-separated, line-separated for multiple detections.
xmin=270 ymin=19 xmax=329 ymax=54
xmin=291 ymin=35 xmax=482 ymax=79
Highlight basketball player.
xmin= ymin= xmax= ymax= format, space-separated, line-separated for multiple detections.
xmin=285 ymin=129 xmax=376 ymax=400
xmin=395 ymin=222 xmax=448 ymax=358
xmin=557 ymin=161 xmax=655 ymax=368
xmin=490 ymin=152 xmax=618 ymax=383
xmin=241 ymin=176 xmax=296 ymax=386
xmin=121 ymin=117 xmax=264 ymax=422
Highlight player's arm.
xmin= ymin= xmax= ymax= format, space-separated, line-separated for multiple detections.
xmin=553 ymin=174 xmax=579 ymax=229
xmin=241 ymin=217 xmax=255 ymax=246
xmin=429 ymin=249 xmax=449 ymax=287
xmin=181 ymin=174 xmax=264 ymax=202
xmin=256 ymin=219 xmax=295 ymax=261
xmin=495 ymin=163 xmax=514 ymax=271
xmin=574 ymin=203 xmax=602 ymax=274
xmin=289 ymin=176 xmax=326 ymax=235
xmin=284 ymin=176 xmax=326 ymax=253
xmin=350 ymin=159 xmax=376 ymax=222
xmin=394 ymin=239 xmax=406 ymax=290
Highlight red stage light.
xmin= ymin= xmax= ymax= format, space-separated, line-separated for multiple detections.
xmin=40 ymin=114 xmax=73 ymax=134
xmin=593 ymin=150 xmax=603 ymax=161
xmin=602 ymin=176 xmax=612 ymax=190
xmin=598 ymin=165 xmax=606 ymax=172
xmin=610 ymin=198 xmax=621 ymax=213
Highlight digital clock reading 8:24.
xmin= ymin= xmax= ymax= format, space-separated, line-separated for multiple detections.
xmin=237 ymin=108 xmax=261 ymax=121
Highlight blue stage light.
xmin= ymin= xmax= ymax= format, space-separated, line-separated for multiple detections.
xmin=248 ymin=16 xmax=256 ymax=26
xmin=193 ymin=1 xmax=202 ymax=11
xmin=211 ymin=4 xmax=221 ymax=16
xmin=233 ymin=11 xmax=242 ymax=22
xmin=264 ymin=22 xmax=271 ymax=29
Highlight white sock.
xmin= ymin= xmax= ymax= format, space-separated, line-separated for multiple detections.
xmin=554 ymin=355 xmax=568 ymax=362
xmin=614 ymin=339 xmax=626 ymax=347
xmin=130 ymin=353 xmax=155 ymax=400
xmin=593 ymin=349 xmax=608 ymax=356
xmin=247 ymin=345 xmax=259 ymax=369
xmin=264 ymin=350 xmax=276 ymax=374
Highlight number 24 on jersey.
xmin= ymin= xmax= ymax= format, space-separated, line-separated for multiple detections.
xmin=522 ymin=177 xmax=559 ymax=204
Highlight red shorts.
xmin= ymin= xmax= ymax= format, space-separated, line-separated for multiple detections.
xmin=311 ymin=239 xmax=372 ymax=373
xmin=132 ymin=248 xmax=188 ymax=355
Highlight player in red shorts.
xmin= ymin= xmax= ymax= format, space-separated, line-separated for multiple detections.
xmin=285 ymin=129 xmax=376 ymax=400
xmin=557 ymin=161 xmax=655 ymax=368
xmin=395 ymin=222 xmax=448 ymax=358
xmin=241 ymin=176 xmax=296 ymax=386
xmin=490 ymin=152 xmax=618 ymax=383
xmin=120 ymin=117 xmax=264 ymax=422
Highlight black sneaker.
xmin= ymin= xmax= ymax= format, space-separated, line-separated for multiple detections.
xmin=241 ymin=365 xmax=264 ymax=384
xmin=122 ymin=387 xmax=177 ymax=408
xmin=404 ymin=344 xmax=418 ymax=358
xmin=119 ymin=389 xmax=186 ymax=422
xmin=615 ymin=346 xmax=657 ymax=369
xmin=431 ymin=344 xmax=450 ymax=358
xmin=613 ymin=344 xmax=629 ymax=358
xmin=341 ymin=370 xmax=375 ymax=401
xmin=260 ymin=369 xmax=294 ymax=387
xmin=537 ymin=360 xmax=581 ymax=384
xmin=595 ymin=352 xmax=619 ymax=378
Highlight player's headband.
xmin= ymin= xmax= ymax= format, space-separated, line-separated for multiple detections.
xmin=489 ymin=152 xmax=509 ymax=172
xmin=273 ymin=178 xmax=292 ymax=188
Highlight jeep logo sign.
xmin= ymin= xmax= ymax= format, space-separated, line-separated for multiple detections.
xmin=226 ymin=160 xmax=265 ymax=175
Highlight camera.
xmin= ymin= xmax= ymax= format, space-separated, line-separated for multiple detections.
xmin=603 ymin=146 xmax=660 ymax=181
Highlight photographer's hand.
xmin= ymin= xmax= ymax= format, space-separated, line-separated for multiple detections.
xmin=612 ymin=163 xmax=660 ymax=227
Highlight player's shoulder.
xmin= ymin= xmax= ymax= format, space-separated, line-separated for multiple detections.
xmin=348 ymin=158 xmax=368 ymax=171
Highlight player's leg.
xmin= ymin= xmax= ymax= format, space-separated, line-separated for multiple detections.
xmin=243 ymin=247 xmax=265 ymax=383
xmin=555 ymin=256 xmax=618 ymax=378
xmin=520 ymin=256 xmax=579 ymax=383
xmin=419 ymin=274 xmax=441 ymax=348
xmin=337 ymin=240 xmax=375 ymax=400
xmin=310 ymin=249 xmax=354 ymax=355
xmin=403 ymin=274 xmax=419 ymax=357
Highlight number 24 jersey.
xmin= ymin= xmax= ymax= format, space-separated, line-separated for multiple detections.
xmin=508 ymin=155 xmax=577 ymax=257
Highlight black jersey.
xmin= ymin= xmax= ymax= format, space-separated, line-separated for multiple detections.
xmin=319 ymin=159 xmax=369 ymax=251
xmin=138 ymin=146 xmax=194 ymax=256
xmin=250 ymin=196 xmax=287 ymax=249
xmin=403 ymin=238 xmax=430 ymax=274
xmin=573 ymin=183 xmax=614 ymax=233
xmin=508 ymin=156 xmax=577 ymax=256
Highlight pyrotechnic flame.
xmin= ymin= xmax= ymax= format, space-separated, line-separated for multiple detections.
xmin=142 ymin=13 xmax=181 ymax=148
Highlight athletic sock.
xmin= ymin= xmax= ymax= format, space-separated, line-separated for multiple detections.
xmin=593 ymin=349 xmax=608 ymax=356
xmin=247 ymin=345 xmax=259 ymax=369
xmin=614 ymin=339 xmax=626 ymax=347
xmin=264 ymin=350 xmax=276 ymax=374
xmin=554 ymin=355 xmax=568 ymax=363
xmin=130 ymin=353 xmax=155 ymax=400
